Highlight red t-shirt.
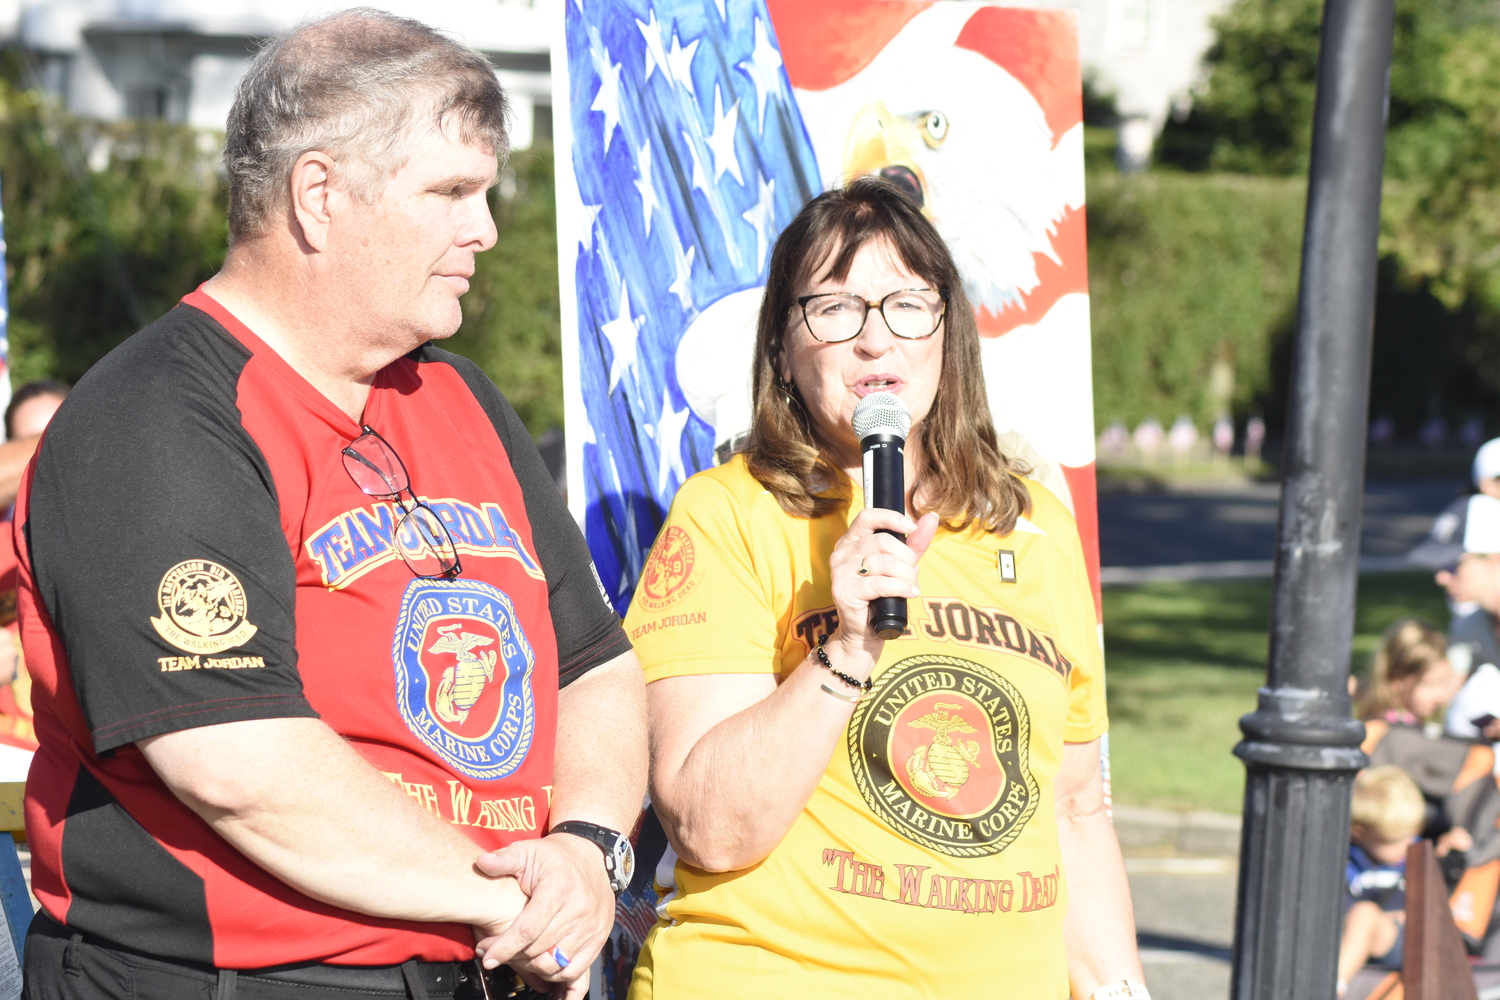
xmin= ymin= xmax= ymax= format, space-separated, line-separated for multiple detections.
xmin=16 ymin=291 xmax=629 ymax=967
xmin=0 ymin=512 xmax=35 ymax=752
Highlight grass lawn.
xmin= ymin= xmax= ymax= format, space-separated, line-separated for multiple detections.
xmin=1103 ymin=572 xmax=1451 ymax=814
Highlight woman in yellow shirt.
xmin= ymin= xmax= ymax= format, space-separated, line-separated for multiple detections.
xmin=624 ymin=178 xmax=1143 ymax=999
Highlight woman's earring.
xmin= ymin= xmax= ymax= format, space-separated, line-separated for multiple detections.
xmin=777 ymin=376 xmax=798 ymax=407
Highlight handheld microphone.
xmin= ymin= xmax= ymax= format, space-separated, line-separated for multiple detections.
xmin=852 ymin=392 xmax=912 ymax=640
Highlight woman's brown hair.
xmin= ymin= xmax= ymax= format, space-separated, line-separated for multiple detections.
xmin=741 ymin=176 xmax=1031 ymax=533
xmin=1356 ymin=619 xmax=1449 ymax=720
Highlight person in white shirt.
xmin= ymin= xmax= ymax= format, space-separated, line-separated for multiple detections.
xmin=1409 ymin=492 xmax=1500 ymax=739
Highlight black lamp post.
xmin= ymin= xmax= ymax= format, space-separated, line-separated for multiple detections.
xmin=1229 ymin=0 xmax=1397 ymax=995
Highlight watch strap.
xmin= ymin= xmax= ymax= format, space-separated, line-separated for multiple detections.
xmin=550 ymin=821 xmax=632 ymax=894
xmin=550 ymin=820 xmax=623 ymax=854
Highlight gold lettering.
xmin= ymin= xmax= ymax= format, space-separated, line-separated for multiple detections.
xmin=447 ymin=781 xmax=474 ymax=826
xmin=475 ymin=795 xmax=537 ymax=832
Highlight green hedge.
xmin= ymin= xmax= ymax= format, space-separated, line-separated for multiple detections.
xmin=1085 ymin=169 xmax=1305 ymax=431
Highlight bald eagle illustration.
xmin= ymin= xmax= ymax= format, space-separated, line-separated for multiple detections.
xmin=674 ymin=6 xmax=1090 ymax=510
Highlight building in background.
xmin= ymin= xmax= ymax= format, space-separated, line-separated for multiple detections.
xmin=0 ymin=0 xmax=553 ymax=148
xmin=0 ymin=0 xmax=1220 ymax=161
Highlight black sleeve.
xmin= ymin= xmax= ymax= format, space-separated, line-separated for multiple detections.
xmin=23 ymin=308 xmax=314 ymax=753
xmin=427 ymin=348 xmax=632 ymax=686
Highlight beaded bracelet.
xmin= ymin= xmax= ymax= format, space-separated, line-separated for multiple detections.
xmin=814 ymin=644 xmax=872 ymax=692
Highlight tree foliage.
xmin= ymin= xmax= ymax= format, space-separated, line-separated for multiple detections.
xmin=1381 ymin=28 xmax=1500 ymax=312
xmin=0 ymin=80 xmax=565 ymax=436
xmin=1146 ymin=0 xmax=1500 ymax=435
xmin=445 ymin=147 xmax=564 ymax=435
xmin=1161 ymin=0 xmax=1498 ymax=178
xmin=1159 ymin=0 xmax=1323 ymax=174
xmin=0 ymin=81 xmax=227 ymax=385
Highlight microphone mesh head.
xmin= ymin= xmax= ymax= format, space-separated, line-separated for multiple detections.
xmin=852 ymin=392 xmax=912 ymax=440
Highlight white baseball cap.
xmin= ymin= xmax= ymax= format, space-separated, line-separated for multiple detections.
xmin=1409 ymin=493 xmax=1500 ymax=568
xmin=1474 ymin=438 xmax=1500 ymax=486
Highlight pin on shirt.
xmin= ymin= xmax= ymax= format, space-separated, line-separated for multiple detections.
xmin=998 ymin=550 xmax=1017 ymax=583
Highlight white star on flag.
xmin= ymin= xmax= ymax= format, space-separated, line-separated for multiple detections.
xmin=590 ymin=42 xmax=624 ymax=154
xmin=668 ymin=243 xmax=697 ymax=310
xmin=637 ymin=10 xmax=669 ymax=82
xmin=577 ymin=201 xmax=602 ymax=253
xmin=634 ymin=142 xmax=659 ymax=236
xmin=666 ymin=31 xmax=700 ymax=99
xmin=738 ymin=16 xmax=783 ymax=130
xmin=654 ymin=389 xmax=691 ymax=496
xmin=599 ymin=280 xmax=642 ymax=392
xmin=681 ymin=129 xmax=710 ymax=196
xmin=707 ymin=85 xmax=743 ymax=185
xmin=742 ymin=174 xmax=776 ymax=269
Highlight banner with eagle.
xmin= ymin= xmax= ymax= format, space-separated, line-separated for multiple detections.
xmin=555 ymin=0 xmax=1099 ymax=625
xmin=552 ymin=1 xmax=1096 ymax=978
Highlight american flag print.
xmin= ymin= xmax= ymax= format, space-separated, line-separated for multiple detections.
xmin=555 ymin=0 xmax=819 ymax=614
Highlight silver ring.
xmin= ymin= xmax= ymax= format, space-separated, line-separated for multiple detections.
xmin=857 ymin=559 xmax=870 ymax=576
xmin=551 ymin=946 xmax=571 ymax=969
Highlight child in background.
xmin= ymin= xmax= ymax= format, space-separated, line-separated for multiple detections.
xmin=1337 ymin=766 xmax=1427 ymax=996
xmin=1355 ymin=620 xmax=1462 ymax=726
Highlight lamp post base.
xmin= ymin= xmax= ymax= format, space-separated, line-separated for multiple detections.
xmin=1231 ymin=740 xmax=1366 ymax=1000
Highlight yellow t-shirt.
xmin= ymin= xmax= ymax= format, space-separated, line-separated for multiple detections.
xmin=624 ymin=456 xmax=1107 ymax=1000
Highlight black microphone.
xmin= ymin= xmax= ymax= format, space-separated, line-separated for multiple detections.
xmin=852 ymin=392 xmax=913 ymax=640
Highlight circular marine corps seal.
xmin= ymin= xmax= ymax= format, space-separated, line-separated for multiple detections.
xmin=151 ymin=559 xmax=258 ymax=654
xmin=848 ymin=653 xmax=1039 ymax=858
xmin=636 ymin=526 xmax=697 ymax=612
xmin=392 ymin=578 xmax=536 ymax=780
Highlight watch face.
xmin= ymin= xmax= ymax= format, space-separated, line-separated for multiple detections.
xmin=613 ymin=838 xmax=636 ymax=892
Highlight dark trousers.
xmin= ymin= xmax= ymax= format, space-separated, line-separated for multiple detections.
xmin=20 ymin=912 xmax=520 ymax=1000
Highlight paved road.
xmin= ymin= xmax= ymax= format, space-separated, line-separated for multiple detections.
xmin=1127 ymin=857 xmax=1236 ymax=999
xmin=1100 ymin=481 xmax=1469 ymax=995
xmin=1099 ymin=478 xmax=1465 ymax=568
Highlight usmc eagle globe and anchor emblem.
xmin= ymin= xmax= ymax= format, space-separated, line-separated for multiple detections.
xmin=392 ymin=578 xmax=536 ymax=780
xmin=849 ymin=654 xmax=1040 ymax=858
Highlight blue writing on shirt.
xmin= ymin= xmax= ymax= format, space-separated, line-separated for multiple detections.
xmin=306 ymin=499 xmax=544 ymax=589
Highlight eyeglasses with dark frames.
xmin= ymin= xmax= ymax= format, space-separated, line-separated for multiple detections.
xmin=341 ymin=426 xmax=462 ymax=580
xmin=796 ymin=288 xmax=949 ymax=344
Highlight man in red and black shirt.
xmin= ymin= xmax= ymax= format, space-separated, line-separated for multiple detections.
xmin=16 ymin=11 xmax=645 ymax=1000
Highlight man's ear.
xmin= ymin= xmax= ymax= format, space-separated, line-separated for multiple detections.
xmin=289 ymin=151 xmax=337 ymax=252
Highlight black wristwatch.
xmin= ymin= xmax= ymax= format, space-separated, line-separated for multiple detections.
xmin=550 ymin=820 xmax=635 ymax=896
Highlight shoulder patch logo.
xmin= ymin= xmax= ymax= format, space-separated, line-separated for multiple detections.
xmin=636 ymin=526 xmax=697 ymax=612
xmin=392 ymin=578 xmax=536 ymax=780
xmin=151 ymin=560 xmax=258 ymax=654
xmin=848 ymin=654 xmax=1040 ymax=858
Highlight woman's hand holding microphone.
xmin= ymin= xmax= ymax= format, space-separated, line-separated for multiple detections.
xmin=820 ymin=507 xmax=941 ymax=691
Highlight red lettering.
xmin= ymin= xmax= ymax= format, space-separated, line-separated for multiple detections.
xmin=894 ymin=864 xmax=929 ymax=905
xmin=822 ymin=848 xmax=855 ymax=892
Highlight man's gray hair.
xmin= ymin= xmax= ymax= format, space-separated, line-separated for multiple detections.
xmin=224 ymin=8 xmax=509 ymax=239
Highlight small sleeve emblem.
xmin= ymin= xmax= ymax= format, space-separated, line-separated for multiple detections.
xmin=637 ymin=526 xmax=698 ymax=611
xmin=151 ymin=560 xmax=259 ymax=654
